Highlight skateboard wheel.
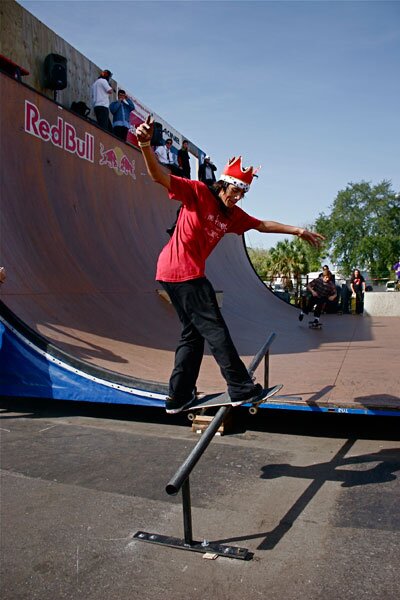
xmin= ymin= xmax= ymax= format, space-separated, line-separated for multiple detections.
xmin=249 ymin=406 xmax=258 ymax=415
xmin=187 ymin=412 xmax=195 ymax=421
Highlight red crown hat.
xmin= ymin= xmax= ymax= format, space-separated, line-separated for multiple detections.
xmin=220 ymin=156 xmax=257 ymax=192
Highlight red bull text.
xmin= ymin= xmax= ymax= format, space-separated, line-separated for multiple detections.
xmin=24 ymin=100 xmax=94 ymax=162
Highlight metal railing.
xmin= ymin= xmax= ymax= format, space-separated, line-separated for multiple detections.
xmin=134 ymin=332 xmax=277 ymax=560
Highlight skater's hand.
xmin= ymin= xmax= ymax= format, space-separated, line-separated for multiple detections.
xmin=328 ymin=294 xmax=336 ymax=301
xmin=298 ymin=229 xmax=325 ymax=248
xmin=136 ymin=115 xmax=154 ymax=145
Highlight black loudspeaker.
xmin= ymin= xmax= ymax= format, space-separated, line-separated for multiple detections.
xmin=43 ymin=53 xmax=67 ymax=90
xmin=151 ymin=121 xmax=163 ymax=147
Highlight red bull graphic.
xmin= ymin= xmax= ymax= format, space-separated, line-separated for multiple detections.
xmin=99 ymin=144 xmax=136 ymax=180
xmin=24 ymin=100 xmax=94 ymax=162
xmin=119 ymin=154 xmax=136 ymax=178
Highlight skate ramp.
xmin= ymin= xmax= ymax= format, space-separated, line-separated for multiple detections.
xmin=1 ymin=74 xmax=399 ymax=412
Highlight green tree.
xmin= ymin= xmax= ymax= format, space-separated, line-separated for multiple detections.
xmin=246 ymin=247 xmax=273 ymax=281
xmin=269 ymin=238 xmax=312 ymax=295
xmin=315 ymin=181 xmax=400 ymax=277
xmin=247 ymin=233 xmax=327 ymax=297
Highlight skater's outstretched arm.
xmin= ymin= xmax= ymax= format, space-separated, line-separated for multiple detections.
xmin=136 ymin=116 xmax=172 ymax=190
xmin=255 ymin=220 xmax=324 ymax=248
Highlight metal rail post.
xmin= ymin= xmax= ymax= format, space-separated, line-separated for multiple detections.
xmin=181 ymin=478 xmax=193 ymax=545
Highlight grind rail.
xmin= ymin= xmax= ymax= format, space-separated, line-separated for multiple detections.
xmin=134 ymin=332 xmax=276 ymax=560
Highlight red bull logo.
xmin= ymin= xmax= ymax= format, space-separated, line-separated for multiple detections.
xmin=24 ymin=100 xmax=94 ymax=162
xmin=99 ymin=144 xmax=136 ymax=180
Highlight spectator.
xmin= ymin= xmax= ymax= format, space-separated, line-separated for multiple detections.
xmin=319 ymin=265 xmax=335 ymax=283
xmin=0 ymin=267 xmax=5 ymax=284
xmin=298 ymin=271 xmax=337 ymax=326
xmin=91 ymin=69 xmax=113 ymax=131
xmin=177 ymin=140 xmax=191 ymax=179
xmin=350 ymin=269 xmax=366 ymax=314
xmin=109 ymin=89 xmax=135 ymax=142
xmin=198 ymin=156 xmax=217 ymax=185
xmin=155 ymin=139 xmax=182 ymax=176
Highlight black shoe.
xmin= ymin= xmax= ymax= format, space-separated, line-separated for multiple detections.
xmin=165 ymin=390 xmax=197 ymax=414
xmin=298 ymin=312 xmax=304 ymax=321
xmin=230 ymin=383 xmax=263 ymax=407
xmin=309 ymin=319 xmax=320 ymax=327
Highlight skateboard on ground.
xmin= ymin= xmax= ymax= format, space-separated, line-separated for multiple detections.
xmin=185 ymin=384 xmax=283 ymax=420
xmin=351 ymin=294 xmax=357 ymax=315
xmin=309 ymin=320 xmax=322 ymax=329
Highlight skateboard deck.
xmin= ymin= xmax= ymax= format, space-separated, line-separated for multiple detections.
xmin=185 ymin=384 xmax=283 ymax=412
xmin=351 ymin=295 xmax=357 ymax=315
xmin=309 ymin=321 xmax=322 ymax=329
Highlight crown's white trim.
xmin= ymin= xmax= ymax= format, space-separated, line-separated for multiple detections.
xmin=220 ymin=174 xmax=250 ymax=192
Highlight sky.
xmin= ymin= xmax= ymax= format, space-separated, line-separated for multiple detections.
xmin=19 ymin=0 xmax=400 ymax=250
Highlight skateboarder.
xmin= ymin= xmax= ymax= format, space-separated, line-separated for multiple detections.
xmin=136 ymin=117 xmax=324 ymax=413
xmin=298 ymin=271 xmax=337 ymax=327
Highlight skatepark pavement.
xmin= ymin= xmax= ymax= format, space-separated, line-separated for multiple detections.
xmin=1 ymin=399 xmax=399 ymax=600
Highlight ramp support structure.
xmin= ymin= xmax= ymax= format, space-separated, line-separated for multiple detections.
xmin=134 ymin=332 xmax=277 ymax=560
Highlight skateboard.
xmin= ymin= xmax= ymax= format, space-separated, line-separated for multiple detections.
xmin=185 ymin=384 xmax=283 ymax=420
xmin=351 ymin=295 xmax=357 ymax=315
xmin=309 ymin=320 xmax=322 ymax=329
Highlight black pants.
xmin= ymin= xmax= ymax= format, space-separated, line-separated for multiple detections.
xmin=160 ymin=278 xmax=255 ymax=403
xmin=354 ymin=290 xmax=364 ymax=314
xmin=113 ymin=125 xmax=128 ymax=141
xmin=304 ymin=295 xmax=326 ymax=318
xmin=94 ymin=106 xmax=112 ymax=132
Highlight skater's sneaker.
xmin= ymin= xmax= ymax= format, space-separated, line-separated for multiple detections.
xmin=165 ymin=390 xmax=197 ymax=414
xmin=309 ymin=318 xmax=320 ymax=327
xmin=230 ymin=383 xmax=263 ymax=407
xmin=298 ymin=312 xmax=304 ymax=322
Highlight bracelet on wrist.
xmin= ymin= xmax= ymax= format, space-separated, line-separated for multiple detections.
xmin=138 ymin=141 xmax=151 ymax=148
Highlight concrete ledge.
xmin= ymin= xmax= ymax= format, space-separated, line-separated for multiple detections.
xmin=364 ymin=292 xmax=400 ymax=316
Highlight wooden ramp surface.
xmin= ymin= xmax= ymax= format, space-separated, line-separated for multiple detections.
xmin=1 ymin=74 xmax=399 ymax=413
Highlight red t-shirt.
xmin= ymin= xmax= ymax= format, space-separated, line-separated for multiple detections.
xmin=156 ymin=176 xmax=261 ymax=282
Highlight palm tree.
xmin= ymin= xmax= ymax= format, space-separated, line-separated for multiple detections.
xmin=269 ymin=238 xmax=310 ymax=303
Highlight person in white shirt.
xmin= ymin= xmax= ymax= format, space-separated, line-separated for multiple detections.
xmin=91 ymin=69 xmax=113 ymax=131
xmin=155 ymin=138 xmax=178 ymax=168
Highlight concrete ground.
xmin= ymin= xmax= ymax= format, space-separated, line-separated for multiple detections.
xmin=1 ymin=398 xmax=399 ymax=600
